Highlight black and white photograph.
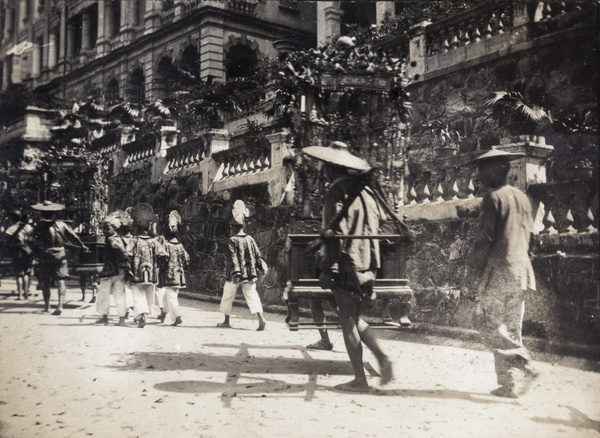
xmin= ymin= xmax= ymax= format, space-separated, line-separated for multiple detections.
xmin=0 ymin=1 xmax=598 ymax=437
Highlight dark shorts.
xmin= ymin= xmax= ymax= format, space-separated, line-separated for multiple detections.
xmin=38 ymin=248 xmax=69 ymax=281
xmin=334 ymin=269 xmax=377 ymax=299
xmin=12 ymin=250 xmax=34 ymax=276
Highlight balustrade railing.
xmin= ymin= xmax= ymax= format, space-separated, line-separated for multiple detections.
xmin=425 ymin=3 xmax=514 ymax=58
xmin=227 ymin=0 xmax=259 ymax=15
xmin=122 ymin=134 xmax=157 ymax=168
xmin=164 ymin=137 xmax=206 ymax=174
xmin=214 ymin=147 xmax=271 ymax=182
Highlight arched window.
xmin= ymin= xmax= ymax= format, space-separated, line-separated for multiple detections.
xmin=225 ymin=44 xmax=257 ymax=80
xmin=179 ymin=45 xmax=200 ymax=79
xmin=127 ymin=68 xmax=145 ymax=103
xmin=106 ymin=78 xmax=119 ymax=103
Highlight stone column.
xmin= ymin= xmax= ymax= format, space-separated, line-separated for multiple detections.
xmin=48 ymin=32 xmax=57 ymax=69
xmin=58 ymin=2 xmax=67 ymax=65
xmin=144 ymin=0 xmax=162 ymax=33
xmin=32 ymin=40 xmax=41 ymax=77
xmin=82 ymin=10 xmax=91 ymax=51
xmin=96 ymin=0 xmax=111 ymax=54
xmin=119 ymin=1 xmax=135 ymax=43
xmin=317 ymin=2 xmax=343 ymax=45
xmin=199 ymin=20 xmax=225 ymax=82
xmin=105 ymin=1 xmax=114 ymax=38
xmin=3 ymin=7 xmax=15 ymax=41
xmin=2 ymin=57 xmax=10 ymax=88
xmin=67 ymin=22 xmax=75 ymax=58
xmin=376 ymin=2 xmax=395 ymax=25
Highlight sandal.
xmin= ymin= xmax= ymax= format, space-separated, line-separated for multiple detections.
xmin=307 ymin=340 xmax=333 ymax=351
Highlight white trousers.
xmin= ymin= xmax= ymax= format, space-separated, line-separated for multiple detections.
xmin=155 ymin=287 xmax=166 ymax=311
xmin=131 ymin=283 xmax=156 ymax=318
xmin=95 ymin=269 xmax=127 ymax=317
xmin=219 ymin=280 xmax=263 ymax=316
xmin=163 ymin=286 xmax=181 ymax=322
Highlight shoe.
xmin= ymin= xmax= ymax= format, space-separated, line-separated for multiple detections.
xmin=96 ymin=315 xmax=109 ymax=325
xmin=137 ymin=314 xmax=146 ymax=328
xmin=491 ymin=385 xmax=518 ymax=399
xmin=116 ymin=318 xmax=127 ymax=327
xmin=306 ymin=340 xmax=334 ymax=351
xmin=158 ymin=311 xmax=167 ymax=323
xmin=52 ymin=309 xmax=62 ymax=316
xmin=171 ymin=317 xmax=182 ymax=326
xmin=217 ymin=322 xmax=231 ymax=328
xmin=257 ymin=320 xmax=266 ymax=331
xmin=518 ymin=366 xmax=541 ymax=396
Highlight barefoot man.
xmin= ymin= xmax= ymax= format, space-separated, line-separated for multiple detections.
xmin=303 ymin=141 xmax=393 ymax=392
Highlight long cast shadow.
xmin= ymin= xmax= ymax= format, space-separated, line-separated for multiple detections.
xmin=107 ymin=343 xmax=503 ymax=407
xmin=531 ymin=405 xmax=600 ymax=432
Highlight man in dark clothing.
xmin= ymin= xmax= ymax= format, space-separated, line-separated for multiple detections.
xmin=463 ymin=148 xmax=540 ymax=398
xmin=303 ymin=141 xmax=393 ymax=393
xmin=4 ymin=210 xmax=35 ymax=300
xmin=31 ymin=201 xmax=88 ymax=314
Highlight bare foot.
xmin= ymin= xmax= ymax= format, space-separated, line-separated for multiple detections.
xmin=335 ymin=380 xmax=369 ymax=393
xmin=379 ymin=356 xmax=394 ymax=385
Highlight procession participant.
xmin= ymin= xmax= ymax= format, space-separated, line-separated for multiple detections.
xmin=118 ymin=214 xmax=135 ymax=319
xmin=159 ymin=211 xmax=189 ymax=326
xmin=4 ymin=210 xmax=34 ymax=300
xmin=217 ymin=200 xmax=267 ymax=331
xmin=151 ymin=224 xmax=168 ymax=323
xmin=463 ymin=148 xmax=540 ymax=398
xmin=95 ymin=211 xmax=131 ymax=326
xmin=302 ymin=141 xmax=393 ymax=392
xmin=128 ymin=204 xmax=167 ymax=328
xmin=31 ymin=201 xmax=88 ymax=314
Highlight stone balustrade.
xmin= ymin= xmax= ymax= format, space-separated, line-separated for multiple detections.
xmin=122 ymin=134 xmax=157 ymax=169
xmin=164 ymin=137 xmax=206 ymax=174
xmin=529 ymin=178 xmax=599 ymax=254
xmin=227 ymin=0 xmax=260 ymax=15
xmin=216 ymin=147 xmax=271 ymax=181
xmin=425 ymin=2 xmax=515 ymax=58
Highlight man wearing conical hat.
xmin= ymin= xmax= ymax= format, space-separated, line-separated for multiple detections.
xmin=30 ymin=201 xmax=89 ymax=315
xmin=303 ymin=141 xmax=393 ymax=392
xmin=463 ymin=148 xmax=540 ymax=398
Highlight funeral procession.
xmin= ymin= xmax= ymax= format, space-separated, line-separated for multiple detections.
xmin=0 ymin=1 xmax=598 ymax=437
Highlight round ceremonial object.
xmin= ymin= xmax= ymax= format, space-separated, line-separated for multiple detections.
xmin=31 ymin=200 xmax=65 ymax=211
xmin=472 ymin=147 xmax=525 ymax=164
xmin=303 ymin=141 xmax=371 ymax=172
xmin=130 ymin=203 xmax=155 ymax=227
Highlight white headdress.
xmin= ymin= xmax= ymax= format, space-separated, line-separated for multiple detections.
xmin=168 ymin=210 xmax=181 ymax=233
xmin=232 ymin=200 xmax=249 ymax=225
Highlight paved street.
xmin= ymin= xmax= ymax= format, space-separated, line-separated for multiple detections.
xmin=0 ymin=277 xmax=599 ymax=438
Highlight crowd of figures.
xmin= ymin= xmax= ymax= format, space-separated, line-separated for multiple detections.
xmin=2 ymin=140 xmax=541 ymax=398
xmin=1 ymin=200 xmax=267 ymax=330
